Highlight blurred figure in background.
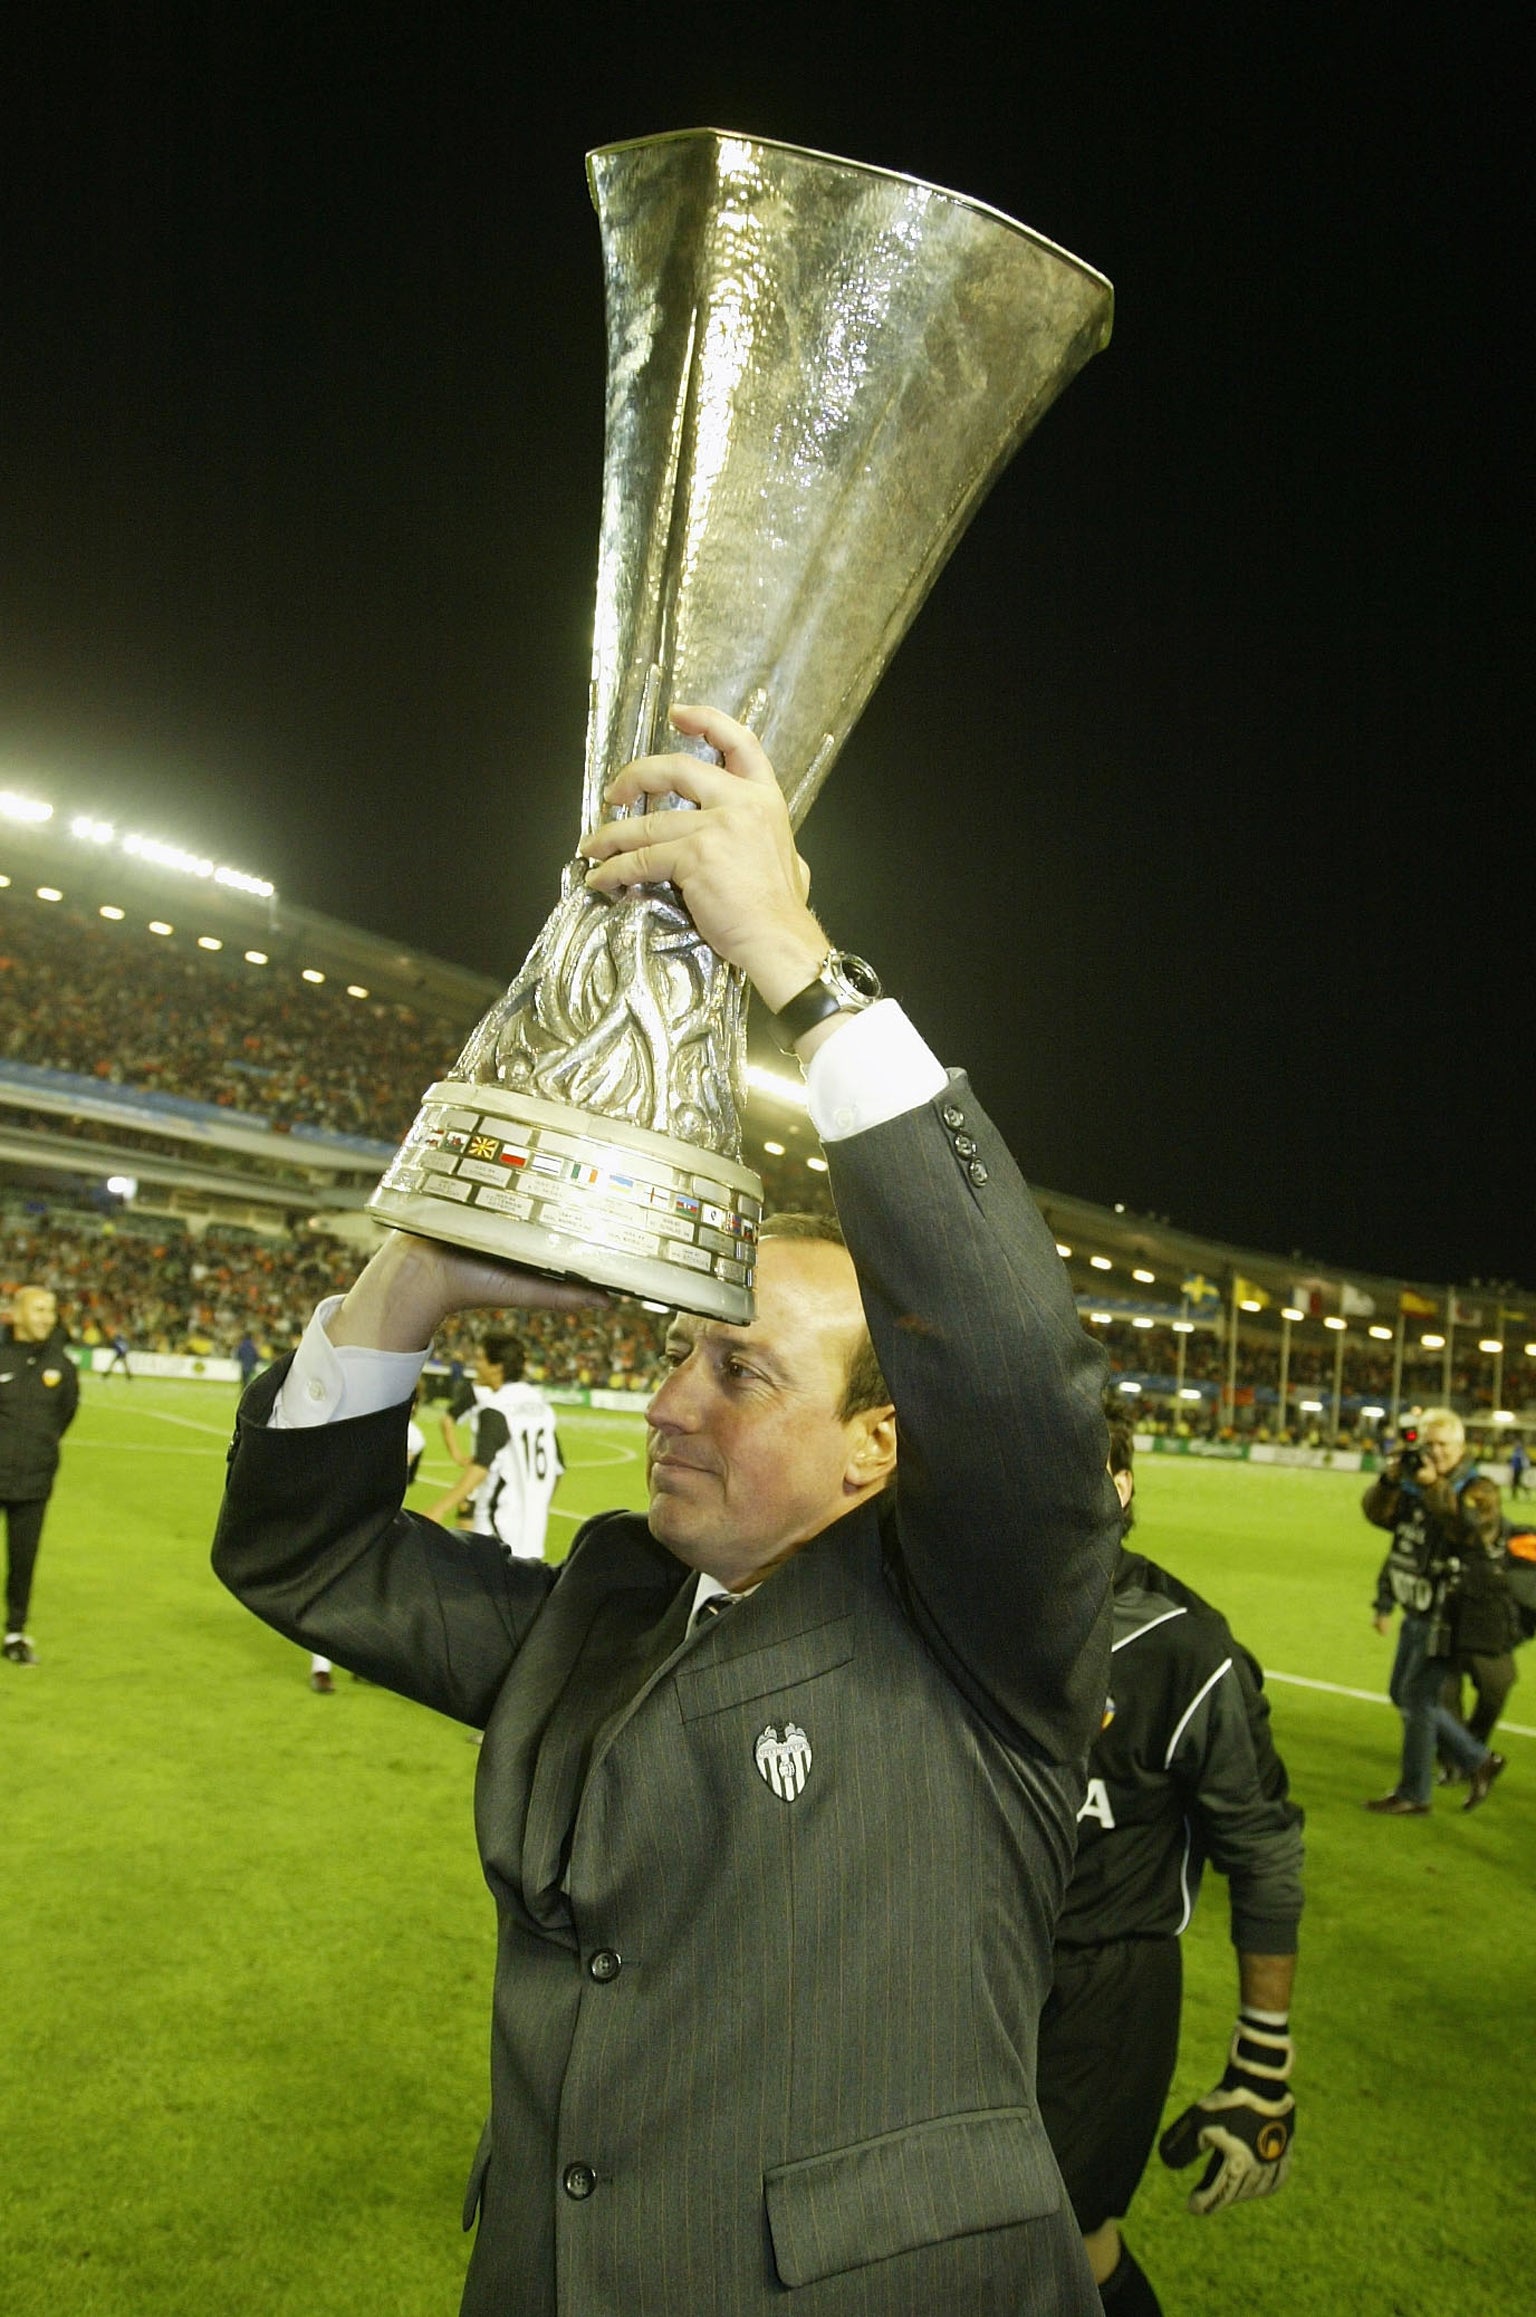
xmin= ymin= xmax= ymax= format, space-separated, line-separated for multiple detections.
xmin=1 ymin=1285 xmax=81 ymax=1665
xmin=1365 ymin=1410 xmax=1503 ymax=1812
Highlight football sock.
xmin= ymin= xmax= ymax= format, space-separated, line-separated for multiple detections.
xmin=1099 ymin=2239 xmax=1164 ymax=2317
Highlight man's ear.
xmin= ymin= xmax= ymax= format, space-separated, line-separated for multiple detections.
xmin=845 ymin=1405 xmax=898 ymax=1493
xmin=1112 ymin=1467 xmax=1134 ymax=1511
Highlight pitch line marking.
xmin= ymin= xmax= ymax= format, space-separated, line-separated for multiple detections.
xmin=1266 ymin=1668 xmax=1535 ymax=1741
xmin=86 ymin=1402 xmax=233 ymax=1438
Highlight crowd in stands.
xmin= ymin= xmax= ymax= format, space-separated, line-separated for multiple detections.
xmin=0 ymin=1205 xmax=671 ymax=1388
xmin=0 ymin=886 xmax=1526 ymax=1419
xmin=0 ymin=897 xmax=472 ymax=1140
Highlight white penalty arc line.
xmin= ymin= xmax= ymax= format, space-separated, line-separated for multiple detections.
xmin=1266 ymin=1668 xmax=1536 ymax=1741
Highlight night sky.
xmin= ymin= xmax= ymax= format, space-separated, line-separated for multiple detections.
xmin=2 ymin=9 xmax=1528 ymax=1287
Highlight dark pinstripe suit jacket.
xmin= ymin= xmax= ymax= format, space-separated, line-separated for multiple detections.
xmin=213 ymin=1073 xmax=1119 ymax=2314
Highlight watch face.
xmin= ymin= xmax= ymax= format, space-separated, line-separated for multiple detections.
xmin=829 ymin=952 xmax=881 ymax=1005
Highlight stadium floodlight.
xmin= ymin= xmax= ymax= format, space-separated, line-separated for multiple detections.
xmin=1281 ymin=1306 xmax=1305 ymax=1322
xmin=805 ymin=1155 xmax=829 ymax=1173
xmin=0 ymin=875 xmax=9 ymax=888
xmin=301 ymin=968 xmax=325 ymax=984
xmin=1116 ymin=1379 xmax=1142 ymax=1393
xmin=762 ymin=1139 xmax=785 ymax=1157
xmin=71 ymin=815 xmax=114 ymax=844
xmin=1323 ymin=1316 xmax=1347 ymax=1331
xmin=346 ymin=984 xmax=369 ymax=998
xmin=148 ymin=920 xmax=173 ymax=936
xmin=1368 ymin=1324 xmax=1394 ymax=1340
xmin=245 ymin=950 xmax=268 ymax=965
xmin=197 ymin=935 xmax=222 ymax=951
xmin=99 ymin=904 xmax=125 ymax=921
xmin=1299 ymin=1398 xmax=1324 ymax=1412
xmin=36 ymin=886 xmax=63 ymax=902
xmin=1089 ymin=1311 xmax=1113 ymax=1325
xmin=1178 ymin=1386 xmax=1202 ymax=1401
xmin=122 ymin=831 xmax=275 ymax=899
xmin=105 ymin=1174 xmax=138 ymax=1199
xmin=1478 ymin=1338 xmax=1503 ymax=1354
xmin=1360 ymin=1404 xmax=1386 ymax=1419
xmin=1239 ymin=1297 xmax=1262 ymax=1312
xmin=1492 ymin=1409 xmax=1515 ymax=1425
xmin=1420 ymin=1333 xmax=1445 ymax=1350
xmin=1171 ymin=1320 xmax=1194 ymax=1334
xmin=745 ymin=1062 xmax=811 ymax=1112
xmin=0 ymin=791 xmax=52 ymax=824
xmin=1132 ymin=1267 xmax=1155 ymax=1284
xmin=1131 ymin=1316 xmax=1154 ymax=1329
xmin=1526 ymin=1343 xmax=1536 ymax=1359
xmin=1055 ymin=1242 xmax=1073 ymax=1258
xmin=640 ymin=1300 xmax=669 ymax=1313
xmin=1089 ymin=1255 xmax=1112 ymax=1272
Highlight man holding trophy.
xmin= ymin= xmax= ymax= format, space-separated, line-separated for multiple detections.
xmin=214 ymin=132 xmax=1124 ymax=2314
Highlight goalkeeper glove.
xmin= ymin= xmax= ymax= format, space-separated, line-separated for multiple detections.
xmin=1158 ymin=2010 xmax=1295 ymax=2215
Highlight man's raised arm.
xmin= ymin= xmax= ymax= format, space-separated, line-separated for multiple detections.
xmin=583 ymin=702 xmax=1118 ymax=1762
xmin=212 ymin=1234 xmax=604 ymax=1726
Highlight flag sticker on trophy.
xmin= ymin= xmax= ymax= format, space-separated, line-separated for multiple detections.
xmin=369 ymin=130 xmax=1113 ymax=1320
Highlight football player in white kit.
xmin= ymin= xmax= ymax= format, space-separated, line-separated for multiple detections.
xmin=426 ymin=1331 xmax=563 ymax=1562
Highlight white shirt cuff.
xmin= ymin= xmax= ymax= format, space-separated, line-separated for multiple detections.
xmin=804 ymin=999 xmax=949 ymax=1143
xmin=270 ymin=1295 xmax=430 ymax=1429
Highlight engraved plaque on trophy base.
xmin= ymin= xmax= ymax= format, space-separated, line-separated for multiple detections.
xmin=369 ymin=1080 xmax=764 ymax=1324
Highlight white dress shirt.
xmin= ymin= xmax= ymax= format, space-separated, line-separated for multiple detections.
xmin=270 ymin=998 xmax=949 ymax=1431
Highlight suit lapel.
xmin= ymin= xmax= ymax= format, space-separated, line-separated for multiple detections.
xmin=582 ymin=1504 xmax=871 ymax=1787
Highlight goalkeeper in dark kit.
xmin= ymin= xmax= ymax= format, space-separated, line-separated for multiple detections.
xmin=1036 ymin=1420 xmax=1305 ymax=2315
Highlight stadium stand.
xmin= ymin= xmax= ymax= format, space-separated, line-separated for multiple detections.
xmin=0 ymin=832 xmax=1530 ymax=1432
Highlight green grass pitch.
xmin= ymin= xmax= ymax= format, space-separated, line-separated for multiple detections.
xmin=3 ymin=1377 xmax=1532 ymax=2315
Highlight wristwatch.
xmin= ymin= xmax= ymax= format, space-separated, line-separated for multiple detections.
xmin=773 ymin=950 xmax=883 ymax=1048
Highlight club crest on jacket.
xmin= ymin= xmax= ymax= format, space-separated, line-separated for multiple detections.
xmin=755 ymin=1722 xmax=812 ymax=1801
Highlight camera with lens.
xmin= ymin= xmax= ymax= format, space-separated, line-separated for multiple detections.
xmin=1395 ymin=1421 xmax=1428 ymax=1481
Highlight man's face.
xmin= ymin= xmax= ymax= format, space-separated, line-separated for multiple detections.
xmin=1422 ymin=1425 xmax=1463 ymax=1475
xmin=11 ymin=1288 xmax=56 ymax=1342
xmin=645 ymin=1238 xmax=893 ymax=1588
xmin=473 ymin=1351 xmax=504 ymax=1391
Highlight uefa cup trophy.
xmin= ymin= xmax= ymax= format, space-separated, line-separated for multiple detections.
xmin=368 ymin=130 xmax=1113 ymax=1321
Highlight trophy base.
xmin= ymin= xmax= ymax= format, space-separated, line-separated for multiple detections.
xmin=367 ymin=1080 xmax=764 ymax=1324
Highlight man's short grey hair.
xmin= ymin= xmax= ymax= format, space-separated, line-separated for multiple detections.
xmin=757 ymin=1212 xmax=891 ymax=1420
xmin=1419 ymin=1408 xmax=1465 ymax=1442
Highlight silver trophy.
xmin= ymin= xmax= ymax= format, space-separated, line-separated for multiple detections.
xmin=368 ymin=130 xmax=1112 ymax=1321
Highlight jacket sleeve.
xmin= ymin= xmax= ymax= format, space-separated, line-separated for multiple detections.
xmin=1173 ymin=1641 xmax=1305 ymax=1955
xmin=826 ymin=1072 xmax=1119 ymax=1764
xmin=58 ymin=1353 xmax=81 ymax=1434
xmin=211 ymin=1356 xmax=555 ymax=1727
xmin=1362 ymin=1476 xmax=1400 ymax=1531
xmin=1372 ymin=1551 xmax=1395 ymax=1616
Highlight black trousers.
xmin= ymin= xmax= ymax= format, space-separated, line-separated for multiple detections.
xmin=1038 ymin=1936 xmax=1184 ymax=2235
xmin=3 ymin=1496 xmax=51 ymax=1629
xmin=1441 ymin=1654 xmax=1518 ymax=1747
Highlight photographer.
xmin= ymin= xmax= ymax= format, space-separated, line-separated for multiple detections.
xmin=1363 ymin=1410 xmax=1502 ymax=1813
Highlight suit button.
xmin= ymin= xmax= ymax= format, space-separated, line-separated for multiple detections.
xmin=563 ymin=2162 xmax=597 ymax=2199
xmin=941 ymin=1103 xmax=965 ymax=1129
xmin=588 ymin=1949 xmax=621 ymax=1982
xmin=968 ymin=1160 xmax=989 ymax=1187
xmin=953 ymin=1134 xmax=977 ymax=1158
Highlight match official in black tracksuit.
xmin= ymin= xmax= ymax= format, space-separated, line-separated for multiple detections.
xmin=1037 ymin=1422 xmax=1304 ymax=2316
xmin=1 ymin=1285 xmax=81 ymax=1665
